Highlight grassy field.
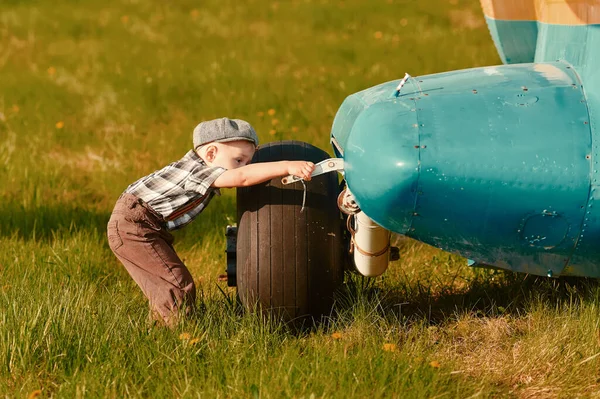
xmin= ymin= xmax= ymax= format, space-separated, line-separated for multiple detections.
xmin=2 ymin=0 xmax=600 ymax=397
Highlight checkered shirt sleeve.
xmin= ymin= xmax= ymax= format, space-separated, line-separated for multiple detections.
xmin=124 ymin=150 xmax=226 ymax=230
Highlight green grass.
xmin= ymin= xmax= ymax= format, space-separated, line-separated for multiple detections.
xmin=2 ymin=0 xmax=600 ymax=397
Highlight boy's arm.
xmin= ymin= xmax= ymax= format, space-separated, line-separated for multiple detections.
xmin=212 ymin=160 xmax=315 ymax=188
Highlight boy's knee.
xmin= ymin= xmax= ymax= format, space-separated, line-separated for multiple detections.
xmin=180 ymin=279 xmax=196 ymax=303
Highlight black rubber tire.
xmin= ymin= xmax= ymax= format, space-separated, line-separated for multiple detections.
xmin=236 ymin=140 xmax=343 ymax=322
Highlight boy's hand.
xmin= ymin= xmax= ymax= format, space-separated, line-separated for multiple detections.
xmin=287 ymin=161 xmax=315 ymax=181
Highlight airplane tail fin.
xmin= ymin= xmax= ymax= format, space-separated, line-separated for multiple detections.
xmin=481 ymin=0 xmax=600 ymax=71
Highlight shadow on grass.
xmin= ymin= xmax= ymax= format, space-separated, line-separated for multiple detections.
xmin=0 ymin=202 xmax=111 ymax=241
xmin=336 ymin=270 xmax=600 ymax=326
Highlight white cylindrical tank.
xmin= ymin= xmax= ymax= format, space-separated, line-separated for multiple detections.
xmin=352 ymin=211 xmax=391 ymax=277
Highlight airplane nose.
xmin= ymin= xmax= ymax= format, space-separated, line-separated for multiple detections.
xmin=335 ymin=61 xmax=594 ymax=277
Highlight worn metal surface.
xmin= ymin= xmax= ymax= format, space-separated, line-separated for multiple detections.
xmin=330 ymin=7 xmax=600 ymax=277
xmin=481 ymin=0 xmax=600 ymax=276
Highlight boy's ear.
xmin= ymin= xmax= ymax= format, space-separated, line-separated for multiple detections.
xmin=205 ymin=144 xmax=218 ymax=162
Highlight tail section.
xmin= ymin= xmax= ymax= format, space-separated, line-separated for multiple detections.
xmin=481 ymin=0 xmax=600 ymax=73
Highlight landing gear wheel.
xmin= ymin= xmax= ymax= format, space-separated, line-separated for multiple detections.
xmin=236 ymin=140 xmax=343 ymax=323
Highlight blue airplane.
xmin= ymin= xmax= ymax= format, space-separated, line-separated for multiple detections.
xmin=331 ymin=0 xmax=600 ymax=278
xmin=232 ymin=0 xmax=600 ymax=320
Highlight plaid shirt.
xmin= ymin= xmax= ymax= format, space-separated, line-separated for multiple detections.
xmin=124 ymin=150 xmax=226 ymax=230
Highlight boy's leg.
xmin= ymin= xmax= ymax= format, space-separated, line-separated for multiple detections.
xmin=107 ymin=195 xmax=196 ymax=326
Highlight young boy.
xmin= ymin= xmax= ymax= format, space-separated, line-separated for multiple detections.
xmin=107 ymin=117 xmax=315 ymax=326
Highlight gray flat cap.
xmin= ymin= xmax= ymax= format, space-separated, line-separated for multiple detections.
xmin=193 ymin=117 xmax=259 ymax=149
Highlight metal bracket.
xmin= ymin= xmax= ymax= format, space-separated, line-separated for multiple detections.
xmin=281 ymin=158 xmax=344 ymax=185
xmin=337 ymin=187 xmax=360 ymax=215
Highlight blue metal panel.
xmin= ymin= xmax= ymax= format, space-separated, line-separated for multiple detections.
xmin=411 ymin=63 xmax=590 ymax=276
xmin=477 ymin=18 xmax=600 ymax=275
xmin=344 ymin=99 xmax=419 ymax=234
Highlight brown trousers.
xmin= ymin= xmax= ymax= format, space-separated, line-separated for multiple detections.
xmin=107 ymin=193 xmax=196 ymax=325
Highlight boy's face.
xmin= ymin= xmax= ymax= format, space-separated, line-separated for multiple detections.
xmin=207 ymin=140 xmax=256 ymax=170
